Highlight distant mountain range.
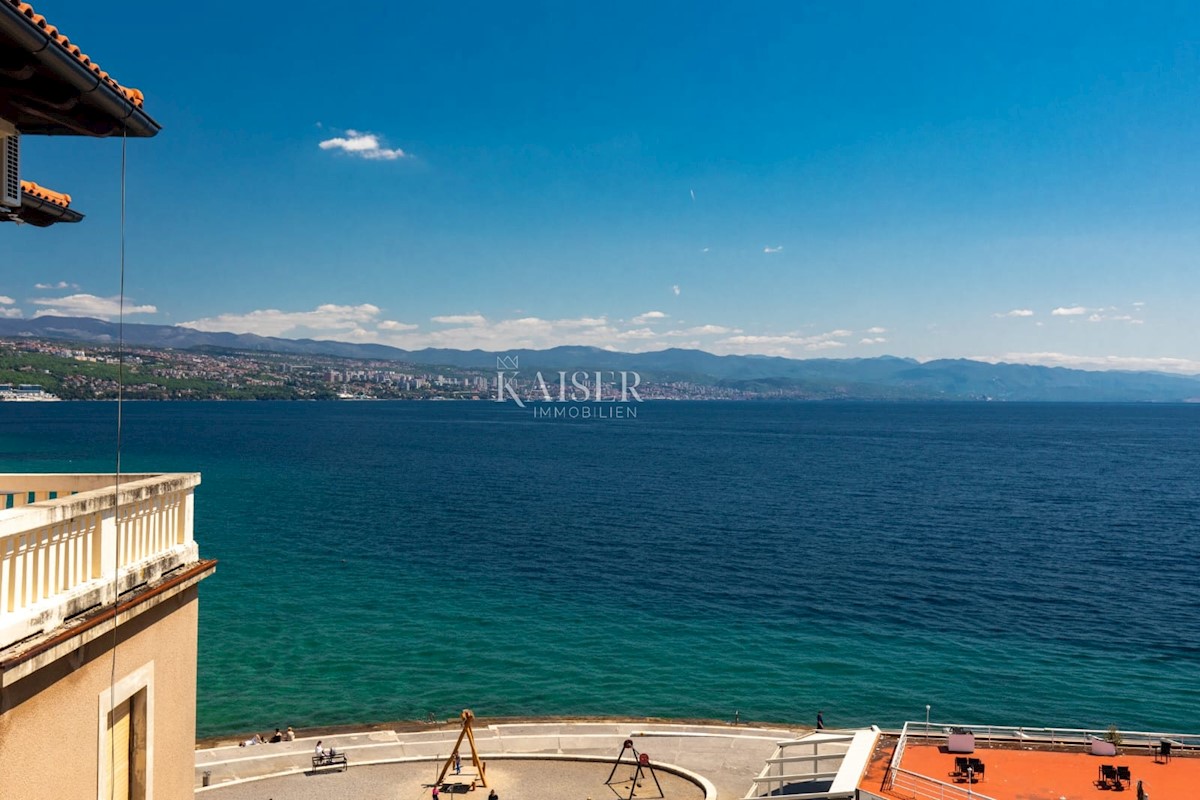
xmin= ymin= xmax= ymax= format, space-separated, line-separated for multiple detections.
xmin=3 ymin=315 xmax=1199 ymax=402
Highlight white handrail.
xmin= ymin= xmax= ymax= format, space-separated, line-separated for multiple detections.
xmin=901 ymin=721 xmax=1200 ymax=749
xmin=891 ymin=767 xmax=998 ymax=800
xmin=0 ymin=473 xmax=200 ymax=649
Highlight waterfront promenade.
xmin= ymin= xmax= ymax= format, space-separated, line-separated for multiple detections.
xmin=195 ymin=720 xmax=803 ymax=799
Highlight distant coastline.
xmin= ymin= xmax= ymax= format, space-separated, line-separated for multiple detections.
xmin=4 ymin=317 xmax=1200 ymax=402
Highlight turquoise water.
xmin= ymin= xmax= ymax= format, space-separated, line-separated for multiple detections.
xmin=2 ymin=401 xmax=1198 ymax=737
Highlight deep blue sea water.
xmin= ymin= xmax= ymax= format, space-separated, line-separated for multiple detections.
xmin=2 ymin=401 xmax=1198 ymax=737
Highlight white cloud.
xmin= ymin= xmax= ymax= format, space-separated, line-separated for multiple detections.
xmin=0 ymin=295 xmax=13 ymax=304
xmin=564 ymin=317 xmax=609 ymax=328
xmin=700 ymin=247 xmax=710 ymax=253
xmin=683 ymin=324 xmax=739 ymax=335
xmin=1132 ymin=301 xmax=1146 ymax=307
xmin=671 ymin=284 xmax=681 ymax=296
xmin=716 ymin=329 xmax=853 ymax=356
xmin=32 ymin=293 xmax=156 ymax=320
xmin=763 ymin=245 xmax=783 ymax=254
xmin=33 ymin=281 xmax=77 ymax=290
xmin=632 ymin=311 xmax=668 ymax=324
xmin=974 ymin=352 xmax=1200 ymax=375
xmin=994 ymin=309 xmax=1034 ymax=318
xmin=860 ymin=337 xmax=888 ymax=345
xmin=318 ymin=129 xmax=409 ymax=161
xmin=865 ymin=326 xmax=887 ymax=334
xmin=1051 ymin=306 xmax=1087 ymax=316
xmin=168 ymin=302 xmax=900 ymax=360
xmin=181 ymin=303 xmax=380 ymax=337
xmin=431 ymin=314 xmax=487 ymax=325
xmin=378 ymin=320 xmax=419 ymax=331
xmin=618 ymin=327 xmax=659 ymax=340
xmin=1088 ymin=312 xmax=1142 ymax=324
xmin=0 ymin=307 xmax=21 ymax=318
xmin=402 ymin=315 xmax=631 ymax=351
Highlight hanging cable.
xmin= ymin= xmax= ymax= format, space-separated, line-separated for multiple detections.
xmin=106 ymin=123 xmax=128 ymax=800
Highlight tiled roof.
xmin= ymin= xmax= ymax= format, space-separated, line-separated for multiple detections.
xmin=3 ymin=179 xmax=83 ymax=225
xmin=20 ymin=180 xmax=70 ymax=207
xmin=6 ymin=0 xmax=145 ymax=108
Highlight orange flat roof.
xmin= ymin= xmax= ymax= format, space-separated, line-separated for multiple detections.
xmin=862 ymin=740 xmax=1194 ymax=800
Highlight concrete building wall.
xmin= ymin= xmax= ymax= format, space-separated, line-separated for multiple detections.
xmin=0 ymin=585 xmax=200 ymax=800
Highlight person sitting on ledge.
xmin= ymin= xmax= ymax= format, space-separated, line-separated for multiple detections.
xmin=285 ymin=726 xmax=296 ymax=741
xmin=270 ymin=728 xmax=283 ymax=743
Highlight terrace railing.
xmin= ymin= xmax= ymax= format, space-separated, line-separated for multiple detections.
xmin=0 ymin=473 xmax=200 ymax=650
xmin=888 ymin=767 xmax=997 ymax=800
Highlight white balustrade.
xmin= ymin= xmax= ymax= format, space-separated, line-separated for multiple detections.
xmin=0 ymin=473 xmax=201 ymax=650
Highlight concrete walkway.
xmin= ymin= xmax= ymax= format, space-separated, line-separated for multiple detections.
xmin=195 ymin=721 xmax=807 ymax=799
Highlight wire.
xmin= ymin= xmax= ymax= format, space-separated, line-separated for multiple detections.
xmin=106 ymin=123 xmax=128 ymax=800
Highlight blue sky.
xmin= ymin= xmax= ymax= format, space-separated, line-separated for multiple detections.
xmin=4 ymin=1 xmax=1199 ymax=371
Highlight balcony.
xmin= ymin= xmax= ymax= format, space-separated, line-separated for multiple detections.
xmin=0 ymin=473 xmax=201 ymax=652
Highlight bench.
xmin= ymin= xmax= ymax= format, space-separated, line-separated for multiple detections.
xmin=312 ymin=752 xmax=349 ymax=771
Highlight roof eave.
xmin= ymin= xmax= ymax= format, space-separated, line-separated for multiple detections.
xmin=0 ymin=3 xmax=160 ymax=137
xmin=3 ymin=191 xmax=85 ymax=225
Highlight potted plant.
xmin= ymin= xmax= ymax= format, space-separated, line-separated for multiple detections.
xmin=1106 ymin=725 xmax=1122 ymax=747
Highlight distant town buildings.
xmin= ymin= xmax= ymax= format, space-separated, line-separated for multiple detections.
xmin=0 ymin=336 xmax=800 ymax=401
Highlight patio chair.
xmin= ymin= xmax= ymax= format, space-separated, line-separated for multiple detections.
xmin=952 ymin=756 xmax=969 ymax=777
xmin=1156 ymin=741 xmax=1172 ymax=763
xmin=974 ymin=761 xmax=986 ymax=782
xmin=1117 ymin=766 xmax=1131 ymax=788
xmin=1098 ymin=764 xmax=1117 ymax=788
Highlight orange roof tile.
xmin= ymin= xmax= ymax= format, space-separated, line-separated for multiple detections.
xmin=7 ymin=0 xmax=145 ymax=108
xmin=20 ymin=180 xmax=70 ymax=207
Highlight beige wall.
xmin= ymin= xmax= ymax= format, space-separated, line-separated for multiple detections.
xmin=0 ymin=585 xmax=200 ymax=800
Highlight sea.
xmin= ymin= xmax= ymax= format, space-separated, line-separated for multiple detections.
xmin=2 ymin=400 xmax=1198 ymax=738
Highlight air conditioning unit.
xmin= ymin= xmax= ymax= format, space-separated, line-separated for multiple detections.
xmin=0 ymin=125 xmax=19 ymax=208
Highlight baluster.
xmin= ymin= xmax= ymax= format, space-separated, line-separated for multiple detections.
xmin=90 ymin=511 xmax=103 ymax=579
xmin=0 ymin=534 xmax=12 ymax=612
xmin=133 ymin=500 xmax=143 ymax=563
xmin=33 ymin=527 xmax=47 ymax=601
xmin=17 ymin=531 xmax=31 ymax=609
xmin=47 ymin=523 xmax=60 ymax=594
